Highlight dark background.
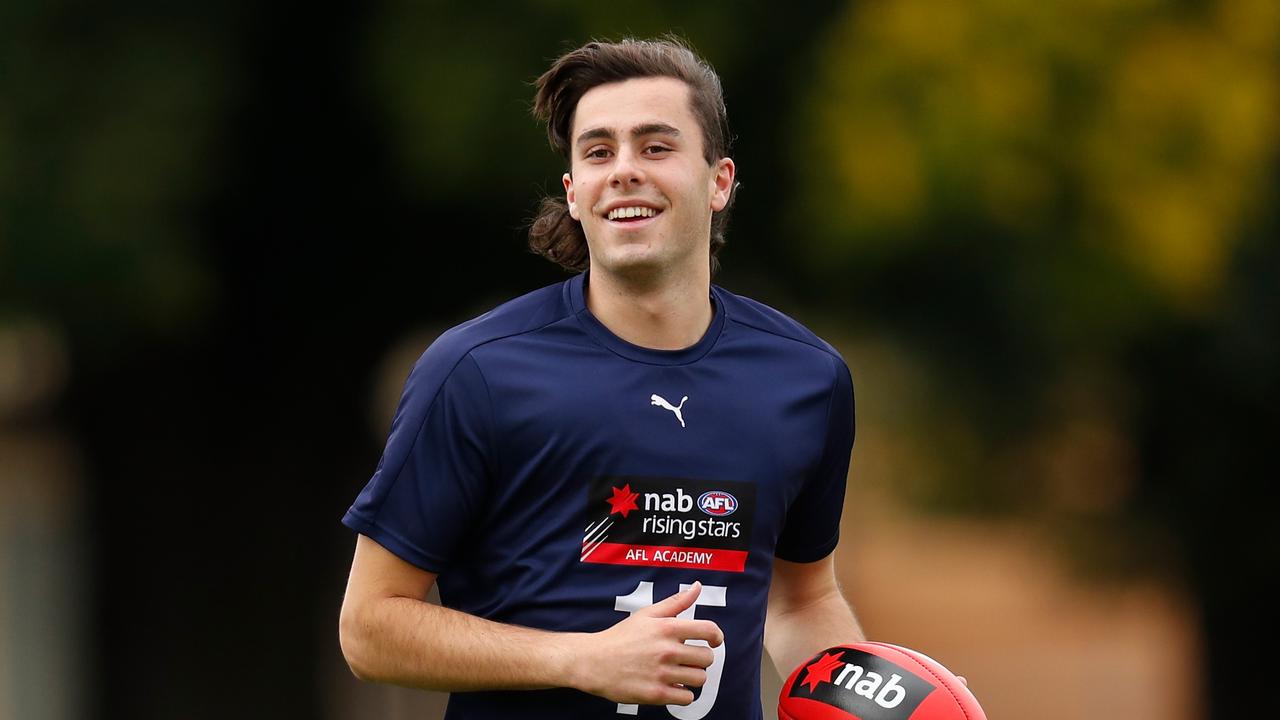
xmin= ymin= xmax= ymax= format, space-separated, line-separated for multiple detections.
xmin=2 ymin=1 xmax=1275 ymax=718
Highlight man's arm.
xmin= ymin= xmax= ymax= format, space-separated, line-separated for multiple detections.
xmin=338 ymin=534 xmax=723 ymax=706
xmin=763 ymin=553 xmax=865 ymax=679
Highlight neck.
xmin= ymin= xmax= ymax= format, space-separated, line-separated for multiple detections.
xmin=585 ymin=262 xmax=713 ymax=351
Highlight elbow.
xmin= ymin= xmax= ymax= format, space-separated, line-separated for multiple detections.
xmin=338 ymin=600 xmax=378 ymax=682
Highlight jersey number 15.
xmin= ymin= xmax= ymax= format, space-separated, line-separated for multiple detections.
xmin=613 ymin=581 xmax=728 ymax=719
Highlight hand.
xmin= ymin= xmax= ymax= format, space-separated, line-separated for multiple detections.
xmin=570 ymin=582 xmax=724 ymax=706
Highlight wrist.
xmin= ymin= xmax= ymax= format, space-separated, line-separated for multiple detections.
xmin=548 ymin=631 xmax=591 ymax=691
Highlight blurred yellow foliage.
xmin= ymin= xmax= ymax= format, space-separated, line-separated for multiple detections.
xmin=800 ymin=0 xmax=1279 ymax=306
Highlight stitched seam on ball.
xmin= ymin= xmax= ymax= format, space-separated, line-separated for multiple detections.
xmin=867 ymin=642 xmax=971 ymax=720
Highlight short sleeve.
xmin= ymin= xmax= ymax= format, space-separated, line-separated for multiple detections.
xmin=342 ymin=351 xmax=496 ymax=573
xmin=774 ymin=356 xmax=854 ymax=563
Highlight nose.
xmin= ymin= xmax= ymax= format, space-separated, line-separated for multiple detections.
xmin=608 ymin=147 xmax=645 ymax=187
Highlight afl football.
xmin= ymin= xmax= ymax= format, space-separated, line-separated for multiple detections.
xmin=778 ymin=642 xmax=986 ymax=720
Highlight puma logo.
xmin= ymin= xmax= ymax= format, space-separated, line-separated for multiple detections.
xmin=650 ymin=394 xmax=688 ymax=428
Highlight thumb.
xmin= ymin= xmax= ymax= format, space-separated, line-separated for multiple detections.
xmin=637 ymin=581 xmax=701 ymax=618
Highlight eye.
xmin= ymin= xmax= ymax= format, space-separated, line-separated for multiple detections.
xmin=585 ymin=147 xmax=612 ymax=160
xmin=644 ymin=144 xmax=672 ymax=155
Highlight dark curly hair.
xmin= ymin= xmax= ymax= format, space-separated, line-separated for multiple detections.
xmin=529 ymin=36 xmax=737 ymax=274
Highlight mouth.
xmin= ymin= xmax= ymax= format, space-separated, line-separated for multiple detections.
xmin=603 ymin=205 xmax=663 ymax=227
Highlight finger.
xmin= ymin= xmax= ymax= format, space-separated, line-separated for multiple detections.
xmin=667 ymin=618 xmax=723 ymax=647
xmin=663 ymin=666 xmax=708 ymax=689
xmin=639 ymin=581 xmax=701 ymax=618
xmin=659 ymin=685 xmax=696 ymax=707
xmin=956 ymin=675 xmax=968 ymax=687
xmin=669 ymin=643 xmax=716 ymax=669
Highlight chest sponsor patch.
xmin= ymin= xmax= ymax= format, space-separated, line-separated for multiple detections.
xmin=581 ymin=476 xmax=755 ymax=572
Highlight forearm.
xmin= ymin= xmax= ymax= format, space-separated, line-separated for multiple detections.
xmin=764 ymin=589 xmax=864 ymax=679
xmin=341 ymin=594 xmax=585 ymax=692
xmin=340 ymin=536 xmax=722 ymax=705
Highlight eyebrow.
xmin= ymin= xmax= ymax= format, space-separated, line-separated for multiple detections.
xmin=575 ymin=122 xmax=682 ymax=149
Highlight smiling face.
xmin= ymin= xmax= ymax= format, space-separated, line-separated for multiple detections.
xmin=563 ymin=76 xmax=735 ymax=282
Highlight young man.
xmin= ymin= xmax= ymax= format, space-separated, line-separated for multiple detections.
xmin=339 ymin=38 xmax=864 ymax=719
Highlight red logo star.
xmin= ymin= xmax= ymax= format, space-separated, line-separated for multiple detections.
xmin=800 ymin=652 xmax=845 ymax=692
xmin=606 ymin=484 xmax=640 ymax=518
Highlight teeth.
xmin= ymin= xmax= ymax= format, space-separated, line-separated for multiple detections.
xmin=607 ymin=206 xmax=657 ymax=220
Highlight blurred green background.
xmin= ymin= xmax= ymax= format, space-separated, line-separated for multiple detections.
xmin=1 ymin=0 xmax=1275 ymax=718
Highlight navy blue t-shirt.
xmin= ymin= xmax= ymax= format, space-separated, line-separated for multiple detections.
xmin=343 ymin=273 xmax=854 ymax=720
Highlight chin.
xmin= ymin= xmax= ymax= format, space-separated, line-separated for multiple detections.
xmin=599 ymin=253 xmax=663 ymax=275
xmin=591 ymin=243 xmax=673 ymax=275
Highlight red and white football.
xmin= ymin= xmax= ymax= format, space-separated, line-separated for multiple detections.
xmin=779 ymin=642 xmax=986 ymax=720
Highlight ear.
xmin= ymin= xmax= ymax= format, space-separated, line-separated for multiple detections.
xmin=563 ymin=172 xmax=580 ymax=220
xmin=709 ymin=158 xmax=736 ymax=212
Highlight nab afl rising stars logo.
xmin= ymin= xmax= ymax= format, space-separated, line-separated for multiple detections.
xmin=581 ymin=477 xmax=755 ymax=572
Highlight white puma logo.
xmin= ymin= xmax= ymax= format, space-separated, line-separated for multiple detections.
xmin=650 ymin=394 xmax=688 ymax=428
